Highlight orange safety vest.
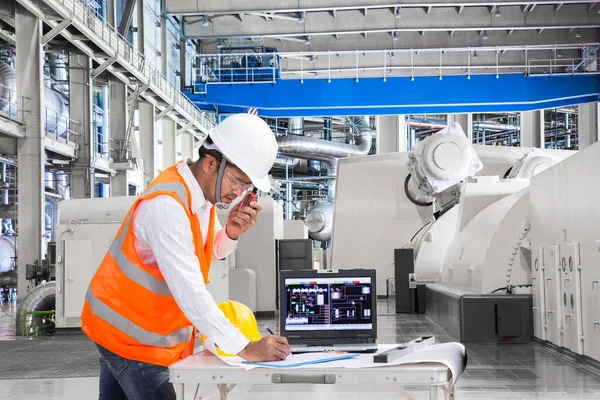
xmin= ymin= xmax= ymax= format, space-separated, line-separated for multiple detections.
xmin=81 ymin=162 xmax=216 ymax=366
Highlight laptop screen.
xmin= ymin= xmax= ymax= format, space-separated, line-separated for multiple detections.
xmin=282 ymin=276 xmax=374 ymax=331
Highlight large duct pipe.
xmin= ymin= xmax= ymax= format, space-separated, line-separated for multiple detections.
xmin=0 ymin=269 xmax=16 ymax=287
xmin=305 ymin=202 xmax=334 ymax=242
xmin=0 ymin=62 xmax=16 ymax=115
xmin=15 ymin=281 xmax=55 ymax=336
xmin=0 ymin=62 xmax=71 ymax=137
xmin=277 ymin=116 xmax=373 ymax=177
xmin=0 ymin=236 xmax=16 ymax=273
xmin=272 ymin=155 xmax=300 ymax=169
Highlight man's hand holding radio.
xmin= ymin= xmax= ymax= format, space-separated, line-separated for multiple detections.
xmin=225 ymin=199 xmax=262 ymax=240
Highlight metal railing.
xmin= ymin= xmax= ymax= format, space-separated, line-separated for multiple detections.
xmin=193 ymin=53 xmax=280 ymax=84
xmin=41 ymin=0 xmax=214 ymax=136
xmin=192 ymin=43 xmax=600 ymax=84
xmin=0 ymin=82 xmax=27 ymax=124
xmin=42 ymin=106 xmax=81 ymax=148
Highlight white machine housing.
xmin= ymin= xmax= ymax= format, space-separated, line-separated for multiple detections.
xmin=331 ymin=141 xmax=574 ymax=297
xmin=530 ymin=141 xmax=600 ymax=362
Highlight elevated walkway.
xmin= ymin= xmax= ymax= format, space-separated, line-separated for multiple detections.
xmin=186 ymin=46 xmax=600 ymax=116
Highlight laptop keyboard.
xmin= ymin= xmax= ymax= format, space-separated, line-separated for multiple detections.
xmin=289 ymin=338 xmax=374 ymax=346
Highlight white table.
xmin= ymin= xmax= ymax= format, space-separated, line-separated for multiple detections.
xmin=169 ymin=350 xmax=456 ymax=400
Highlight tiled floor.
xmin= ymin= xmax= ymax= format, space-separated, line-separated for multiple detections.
xmin=1 ymin=297 xmax=600 ymax=399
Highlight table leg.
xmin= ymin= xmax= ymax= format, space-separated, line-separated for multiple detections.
xmin=444 ymin=383 xmax=454 ymax=400
xmin=174 ymin=383 xmax=185 ymax=400
xmin=217 ymin=383 xmax=228 ymax=400
xmin=429 ymin=385 xmax=439 ymax=400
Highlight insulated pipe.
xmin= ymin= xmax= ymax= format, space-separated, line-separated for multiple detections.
xmin=305 ymin=201 xmax=334 ymax=242
xmin=276 ymin=116 xmax=373 ymax=199
xmin=0 ymin=62 xmax=70 ymax=137
xmin=472 ymin=121 xmax=520 ymax=132
xmin=0 ymin=269 xmax=16 ymax=287
xmin=272 ymin=155 xmax=300 ymax=169
xmin=15 ymin=281 xmax=55 ymax=336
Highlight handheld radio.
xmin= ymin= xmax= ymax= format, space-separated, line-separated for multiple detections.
xmin=241 ymin=187 xmax=258 ymax=207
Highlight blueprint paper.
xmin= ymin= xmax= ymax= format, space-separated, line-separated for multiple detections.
xmin=241 ymin=353 xmax=359 ymax=368
xmin=202 ymin=342 xmax=466 ymax=386
xmin=302 ymin=342 xmax=466 ymax=386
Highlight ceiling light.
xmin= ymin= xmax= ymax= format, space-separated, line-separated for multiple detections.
xmin=309 ymin=55 xmax=315 ymax=64
xmin=482 ymin=30 xmax=488 ymax=40
xmin=202 ymin=15 xmax=209 ymax=27
xmin=557 ymin=50 xmax=563 ymax=58
xmin=298 ymin=12 xmax=305 ymax=23
xmin=305 ymin=35 xmax=311 ymax=45
xmin=473 ymin=51 xmax=478 ymax=59
xmin=495 ymin=7 xmax=501 ymax=17
xmin=575 ymin=29 xmax=582 ymax=38
xmin=393 ymin=31 xmax=399 ymax=41
xmin=395 ymin=7 xmax=402 ymax=18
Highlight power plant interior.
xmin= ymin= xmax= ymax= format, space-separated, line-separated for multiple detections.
xmin=1 ymin=0 xmax=600 ymax=399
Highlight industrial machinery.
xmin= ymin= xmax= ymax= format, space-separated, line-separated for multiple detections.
xmin=330 ymin=123 xmax=574 ymax=342
xmin=529 ymin=141 xmax=600 ymax=363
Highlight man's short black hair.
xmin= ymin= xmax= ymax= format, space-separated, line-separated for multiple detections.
xmin=198 ymin=136 xmax=223 ymax=162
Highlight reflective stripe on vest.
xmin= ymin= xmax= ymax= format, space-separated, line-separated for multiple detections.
xmin=86 ymin=180 xmax=193 ymax=347
xmin=85 ymin=290 xmax=193 ymax=348
xmin=106 ymin=181 xmax=190 ymax=297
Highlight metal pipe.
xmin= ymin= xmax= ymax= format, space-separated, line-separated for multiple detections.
xmin=285 ymin=175 xmax=336 ymax=181
xmin=0 ymin=269 xmax=16 ymax=287
xmin=272 ymin=155 xmax=300 ymax=169
xmin=276 ymin=116 xmax=373 ymax=174
xmin=472 ymin=121 xmax=521 ymax=131
xmin=15 ymin=281 xmax=55 ymax=336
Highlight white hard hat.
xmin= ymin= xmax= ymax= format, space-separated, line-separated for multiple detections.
xmin=208 ymin=114 xmax=278 ymax=192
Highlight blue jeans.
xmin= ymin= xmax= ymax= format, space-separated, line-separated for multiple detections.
xmin=96 ymin=344 xmax=176 ymax=400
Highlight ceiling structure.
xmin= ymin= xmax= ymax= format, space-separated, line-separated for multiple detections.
xmin=167 ymin=1 xmax=600 ymax=51
xmin=164 ymin=1 xmax=600 ymax=80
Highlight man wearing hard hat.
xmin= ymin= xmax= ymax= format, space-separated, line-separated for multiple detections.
xmin=81 ymin=114 xmax=290 ymax=399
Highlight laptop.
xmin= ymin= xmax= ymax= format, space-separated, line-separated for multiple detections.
xmin=278 ymin=269 xmax=378 ymax=353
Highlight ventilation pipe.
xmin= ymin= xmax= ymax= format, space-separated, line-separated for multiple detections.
xmin=16 ymin=281 xmax=55 ymax=336
xmin=304 ymin=201 xmax=334 ymax=242
xmin=0 ymin=62 xmax=70 ymax=137
xmin=276 ymin=116 xmax=373 ymax=199
xmin=272 ymin=155 xmax=300 ymax=169
xmin=277 ymin=117 xmax=373 ymax=240
xmin=0 ymin=269 xmax=16 ymax=287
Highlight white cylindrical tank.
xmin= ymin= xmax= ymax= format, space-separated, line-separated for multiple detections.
xmin=0 ymin=236 xmax=17 ymax=273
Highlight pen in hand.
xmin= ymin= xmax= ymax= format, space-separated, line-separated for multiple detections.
xmin=266 ymin=327 xmax=275 ymax=335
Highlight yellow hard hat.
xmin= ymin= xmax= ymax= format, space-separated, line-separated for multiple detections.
xmin=199 ymin=300 xmax=262 ymax=357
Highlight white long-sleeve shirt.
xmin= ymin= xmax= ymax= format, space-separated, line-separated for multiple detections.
xmin=133 ymin=159 xmax=250 ymax=355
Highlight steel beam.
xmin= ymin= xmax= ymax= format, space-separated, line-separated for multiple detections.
xmin=69 ymin=54 xmax=95 ymax=199
xmin=188 ymin=24 xmax=600 ymax=40
xmin=155 ymin=105 xmax=174 ymax=121
xmin=139 ymin=101 xmax=155 ymax=187
xmin=176 ymin=121 xmax=194 ymax=136
xmin=15 ymin=3 xmax=44 ymax=299
xmin=41 ymin=18 xmax=71 ymax=44
xmin=118 ymin=0 xmax=137 ymax=36
xmin=167 ymin=0 xmax=600 ymax=16
xmin=91 ymin=57 xmax=117 ymax=78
